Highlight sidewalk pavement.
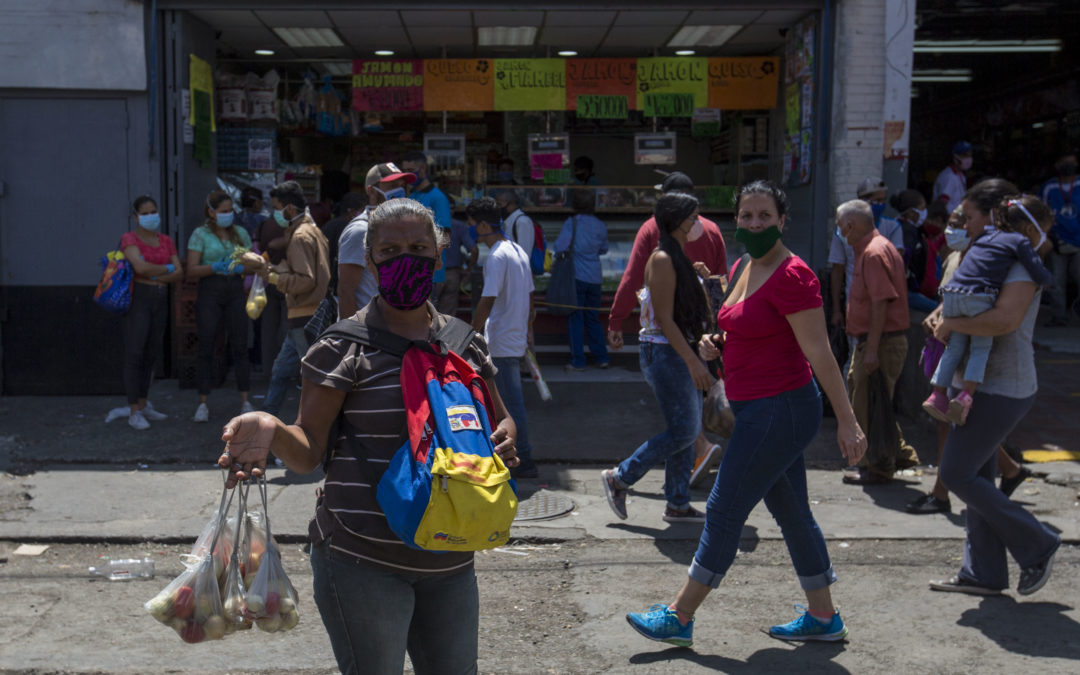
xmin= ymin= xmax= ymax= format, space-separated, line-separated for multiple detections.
xmin=2 ymin=462 xmax=1078 ymax=545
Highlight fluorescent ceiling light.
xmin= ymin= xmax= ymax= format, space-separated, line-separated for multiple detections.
xmin=668 ymin=25 xmax=742 ymax=48
xmin=271 ymin=27 xmax=344 ymax=48
xmin=477 ymin=26 xmax=537 ymax=47
xmin=254 ymin=49 xmax=275 ymax=56
xmin=323 ymin=62 xmax=353 ymax=77
xmin=914 ymin=39 xmax=1061 ymax=53
xmin=374 ymin=50 xmax=395 ymax=56
xmin=912 ymin=68 xmax=972 ymax=83
xmin=557 ymin=50 xmax=578 ymax=57
xmin=675 ymin=50 xmax=696 ymax=56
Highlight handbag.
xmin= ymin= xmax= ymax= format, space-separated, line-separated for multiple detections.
xmin=700 ymin=254 xmax=750 ymax=437
xmin=920 ymin=336 xmax=945 ymax=379
xmin=93 ymin=242 xmax=134 ymax=315
xmin=545 ymin=216 xmax=577 ymax=316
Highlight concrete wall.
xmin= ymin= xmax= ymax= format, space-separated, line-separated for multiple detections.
xmin=829 ymin=0 xmax=888 ymax=211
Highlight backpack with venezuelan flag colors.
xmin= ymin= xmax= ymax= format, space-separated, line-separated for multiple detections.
xmin=318 ymin=316 xmax=518 ymax=552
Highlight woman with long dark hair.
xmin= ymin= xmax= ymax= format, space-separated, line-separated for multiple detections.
xmin=601 ymin=192 xmax=715 ymax=524
xmin=119 ymin=195 xmax=183 ymax=429
xmin=186 ymin=189 xmax=255 ymax=422
xmin=625 ymin=181 xmax=866 ymax=647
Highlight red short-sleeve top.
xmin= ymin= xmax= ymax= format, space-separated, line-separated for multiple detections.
xmin=717 ymin=255 xmax=823 ymax=401
xmin=121 ymin=231 xmax=177 ymax=266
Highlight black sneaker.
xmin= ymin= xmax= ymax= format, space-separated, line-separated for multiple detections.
xmin=1018 ymin=545 xmax=1058 ymax=596
xmin=905 ymin=493 xmax=951 ymax=515
xmin=929 ymin=576 xmax=1002 ymax=596
xmin=1000 ymin=466 xmax=1032 ymax=498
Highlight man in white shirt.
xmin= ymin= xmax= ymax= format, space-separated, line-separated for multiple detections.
xmin=338 ymin=163 xmax=416 ymax=318
xmin=496 ymin=189 xmax=535 ymax=259
xmin=829 ymin=177 xmax=907 ymax=374
xmin=467 ymin=197 xmax=537 ymax=479
xmin=932 ymin=140 xmax=972 ymax=214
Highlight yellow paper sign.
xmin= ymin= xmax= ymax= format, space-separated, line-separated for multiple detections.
xmin=188 ymin=54 xmax=215 ymax=131
xmin=423 ymin=59 xmax=494 ymax=111
xmin=635 ymin=57 xmax=707 ymax=111
xmin=494 ymin=59 xmax=566 ymax=111
xmin=707 ymin=57 xmax=780 ymax=110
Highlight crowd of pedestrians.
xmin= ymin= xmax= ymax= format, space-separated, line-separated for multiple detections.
xmin=105 ymin=140 xmax=1070 ymax=668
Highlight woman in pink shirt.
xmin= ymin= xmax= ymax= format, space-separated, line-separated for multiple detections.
xmin=119 ymin=196 xmax=184 ymax=429
xmin=626 ymin=181 xmax=867 ymax=647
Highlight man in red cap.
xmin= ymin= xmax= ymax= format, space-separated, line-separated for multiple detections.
xmin=607 ymin=171 xmax=727 ymax=487
xmin=338 ymin=163 xmax=416 ymax=319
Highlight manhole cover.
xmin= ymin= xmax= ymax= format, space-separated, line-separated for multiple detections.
xmin=514 ymin=489 xmax=575 ymax=521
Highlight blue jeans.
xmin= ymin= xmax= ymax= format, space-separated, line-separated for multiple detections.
xmin=690 ymin=381 xmax=837 ymax=590
xmin=931 ymin=292 xmax=996 ymax=387
xmin=263 ymin=326 xmax=309 ymax=415
xmin=567 ymin=280 xmax=608 ymax=368
xmin=939 ymin=391 xmax=1059 ymax=589
xmin=493 ymin=356 xmax=533 ymax=469
xmin=616 ymin=342 xmax=700 ymax=509
xmin=311 ymin=539 xmax=479 ymax=675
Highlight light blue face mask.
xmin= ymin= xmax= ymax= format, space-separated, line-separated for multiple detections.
xmin=944 ymin=225 xmax=970 ymax=251
xmin=377 ymin=186 xmax=407 ymax=201
xmin=215 ymin=211 xmax=235 ymax=228
xmin=138 ymin=213 xmax=161 ymax=231
xmin=273 ymin=209 xmax=288 ymax=227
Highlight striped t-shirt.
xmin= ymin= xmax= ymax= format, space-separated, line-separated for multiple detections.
xmin=302 ymin=299 xmax=498 ymax=575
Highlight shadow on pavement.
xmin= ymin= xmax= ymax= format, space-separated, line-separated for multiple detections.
xmin=604 ymin=524 xmax=761 ymax=565
xmin=854 ymin=480 xmax=967 ymax=528
xmin=958 ymin=598 xmax=1080 ymax=660
xmin=629 ymin=640 xmax=850 ymax=672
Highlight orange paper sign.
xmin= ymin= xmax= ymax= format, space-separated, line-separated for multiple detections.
xmin=565 ymin=59 xmax=638 ymax=110
xmin=423 ymin=59 xmax=495 ymax=111
xmin=707 ymin=57 xmax=780 ymax=110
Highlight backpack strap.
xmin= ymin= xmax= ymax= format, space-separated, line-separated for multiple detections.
xmin=721 ymin=254 xmax=752 ymax=304
xmin=318 ymin=319 xmax=414 ymax=358
xmin=432 ymin=316 xmax=477 ymax=357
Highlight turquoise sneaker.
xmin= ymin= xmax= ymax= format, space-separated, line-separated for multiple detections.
xmin=768 ymin=604 xmax=848 ymax=642
xmin=626 ymin=604 xmax=694 ymax=647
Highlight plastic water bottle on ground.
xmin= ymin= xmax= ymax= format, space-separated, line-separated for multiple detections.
xmin=89 ymin=557 xmax=155 ymax=580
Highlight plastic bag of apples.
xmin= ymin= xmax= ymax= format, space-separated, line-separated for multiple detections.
xmin=145 ymin=474 xmax=300 ymax=643
xmin=144 ymin=479 xmax=234 ymax=643
xmin=242 ymin=478 xmax=300 ymax=633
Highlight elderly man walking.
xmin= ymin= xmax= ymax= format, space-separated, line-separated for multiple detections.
xmin=835 ymin=200 xmax=920 ymax=484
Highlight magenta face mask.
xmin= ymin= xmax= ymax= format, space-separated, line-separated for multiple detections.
xmin=375 ymin=253 xmax=436 ymax=310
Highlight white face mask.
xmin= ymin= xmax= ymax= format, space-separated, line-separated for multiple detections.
xmin=944 ymin=225 xmax=971 ymax=251
xmin=913 ymin=208 xmax=927 ymax=226
xmin=957 ymin=156 xmax=973 ymax=171
xmin=686 ymin=218 xmax=704 ymax=242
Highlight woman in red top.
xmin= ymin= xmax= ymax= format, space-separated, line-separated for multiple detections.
xmin=627 ymin=180 xmax=867 ymax=647
xmin=119 ymin=196 xmax=183 ymax=429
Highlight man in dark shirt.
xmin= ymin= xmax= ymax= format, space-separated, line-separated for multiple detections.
xmin=320 ymin=191 xmax=366 ymax=299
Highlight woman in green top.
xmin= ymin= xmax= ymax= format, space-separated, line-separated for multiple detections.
xmin=186 ymin=190 xmax=254 ymax=422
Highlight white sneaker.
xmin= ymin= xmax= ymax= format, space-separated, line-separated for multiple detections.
xmin=104 ymin=406 xmax=130 ymax=423
xmin=141 ymin=402 xmax=168 ymax=421
xmin=240 ymin=401 xmax=255 ymax=414
xmin=128 ymin=410 xmax=150 ymax=430
xmin=193 ymin=403 xmax=210 ymax=423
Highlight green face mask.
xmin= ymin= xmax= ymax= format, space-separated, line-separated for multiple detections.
xmin=734 ymin=225 xmax=782 ymax=258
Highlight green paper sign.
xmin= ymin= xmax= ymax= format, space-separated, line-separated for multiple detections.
xmin=543 ymin=168 xmax=572 ymax=184
xmin=643 ymin=93 xmax=695 ymax=117
xmin=577 ymin=95 xmax=629 ymax=119
xmin=494 ymin=59 xmax=566 ymax=111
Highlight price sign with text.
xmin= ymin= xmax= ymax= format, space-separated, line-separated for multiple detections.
xmin=576 ymin=95 xmax=629 ymax=119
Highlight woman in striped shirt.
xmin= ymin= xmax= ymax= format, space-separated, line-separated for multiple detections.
xmin=218 ymin=199 xmax=519 ymax=675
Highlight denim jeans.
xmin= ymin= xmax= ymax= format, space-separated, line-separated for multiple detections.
xmin=122 ymin=283 xmax=168 ymax=404
xmin=932 ymin=292 xmax=996 ymax=387
xmin=690 ymin=381 xmax=837 ymax=591
xmin=262 ymin=326 xmax=309 ymax=415
xmin=939 ymin=391 xmax=1059 ymax=589
xmin=310 ymin=539 xmax=479 ymax=675
xmin=567 ymin=280 xmax=608 ymax=368
xmin=616 ymin=342 xmax=700 ymax=509
xmin=195 ymin=275 xmax=250 ymax=395
xmin=493 ymin=356 xmax=533 ymax=469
